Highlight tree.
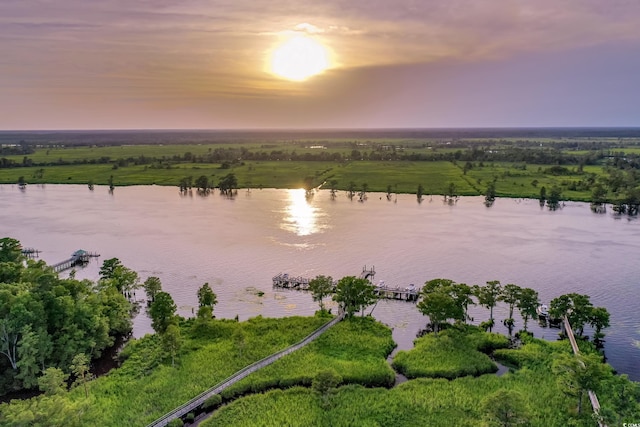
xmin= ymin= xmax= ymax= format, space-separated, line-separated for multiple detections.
xmin=16 ymin=325 xmax=41 ymax=389
xmin=195 ymin=175 xmax=210 ymax=194
xmin=107 ymin=265 xmax=140 ymax=297
xmin=484 ymin=181 xmax=496 ymax=206
xmin=588 ymin=306 xmax=610 ymax=343
xmin=70 ymin=353 xmax=91 ymax=398
xmin=550 ymin=293 xmax=593 ymax=336
xmin=450 ymin=282 xmax=474 ymax=324
xmin=474 ymin=280 xmax=502 ymax=332
xmin=197 ymin=283 xmax=217 ymax=319
xmin=539 ymin=186 xmax=547 ymax=203
xmin=99 ymin=258 xmax=123 ymax=281
xmin=417 ymin=291 xmax=459 ymax=335
xmin=480 ymin=389 xmax=530 ymax=427
xmin=149 ymin=292 xmax=177 ymax=334
xmin=308 ymin=275 xmax=334 ymax=312
xmin=312 ymin=369 xmax=342 ymax=408
xmin=218 ymin=173 xmax=238 ymax=195
xmin=0 ymin=237 xmax=23 ymax=263
xmin=599 ymin=374 xmax=640 ymax=426
xmin=143 ymin=276 xmax=162 ymax=303
xmin=516 ymin=287 xmax=539 ymax=332
xmin=162 ymin=324 xmax=182 ymax=367
xmin=552 ymin=352 xmax=610 ymax=414
xmin=347 ymin=181 xmax=356 ymax=199
xmin=333 ymin=276 xmax=377 ymax=317
xmin=547 ymin=185 xmax=562 ymax=210
xmin=329 ymin=180 xmax=338 ymax=199
xmin=500 ymin=284 xmax=521 ymax=333
xmin=38 ymin=367 xmax=67 ymax=396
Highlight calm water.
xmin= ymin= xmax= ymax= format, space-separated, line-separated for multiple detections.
xmin=1 ymin=184 xmax=638 ymax=380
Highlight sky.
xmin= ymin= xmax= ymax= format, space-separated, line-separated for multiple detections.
xmin=2 ymin=0 xmax=640 ymax=130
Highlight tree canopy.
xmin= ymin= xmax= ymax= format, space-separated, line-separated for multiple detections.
xmin=332 ymin=276 xmax=377 ymax=317
xmin=0 ymin=238 xmax=133 ymax=395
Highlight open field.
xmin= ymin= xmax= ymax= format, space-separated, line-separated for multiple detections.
xmin=0 ymin=160 xmax=602 ymax=201
xmin=3 ymin=131 xmax=640 ymax=204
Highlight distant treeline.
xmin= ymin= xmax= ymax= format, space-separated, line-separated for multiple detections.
xmin=2 ymin=127 xmax=640 ymax=146
xmin=2 ymin=144 xmax=640 ymax=170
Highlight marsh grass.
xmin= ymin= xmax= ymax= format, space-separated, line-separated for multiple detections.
xmin=392 ymin=327 xmax=509 ymax=380
xmin=65 ymin=316 xmax=327 ymax=426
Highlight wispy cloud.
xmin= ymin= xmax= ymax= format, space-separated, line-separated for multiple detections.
xmin=1 ymin=0 xmax=640 ymax=128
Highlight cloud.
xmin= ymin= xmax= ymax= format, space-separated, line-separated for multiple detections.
xmin=1 ymin=0 xmax=640 ymax=128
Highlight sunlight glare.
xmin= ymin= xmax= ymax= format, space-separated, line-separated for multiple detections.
xmin=270 ymin=36 xmax=329 ymax=81
xmin=283 ymin=189 xmax=319 ymax=236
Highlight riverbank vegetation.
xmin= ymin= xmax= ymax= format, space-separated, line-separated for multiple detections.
xmin=2 ymin=129 xmax=640 ymax=210
xmin=204 ymin=330 xmax=640 ymax=427
xmin=392 ymin=327 xmax=508 ymax=379
xmin=2 ymin=238 xmax=638 ymax=426
xmin=0 ymin=238 xmax=132 ymax=397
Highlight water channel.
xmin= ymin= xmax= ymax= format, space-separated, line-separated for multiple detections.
xmin=1 ymin=184 xmax=638 ymax=380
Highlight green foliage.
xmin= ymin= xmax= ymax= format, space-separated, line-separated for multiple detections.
xmin=308 ymin=275 xmax=334 ymax=311
xmin=0 ymin=238 xmax=23 ymax=263
xmin=37 ymin=367 xmax=68 ymax=396
xmin=552 ymin=352 xmax=611 ymax=414
xmin=0 ymin=242 xmax=132 ymax=395
xmin=59 ymin=316 xmax=328 ymax=426
xmin=393 ymin=328 xmax=503 ymax=379
xmin=197 ymin=282 xmax=217 ymax=317
xmin=70 ymin=353 xmax=91 ymax=398
xmin=480 ymin=389 xmax=531 ymax=427
xmin=222 ymin=316 xmax=395 ymax=400
xmin=516 ymin=287 xmax=539 ymax=332
xmin=143 ymin=276 xmax=162 ymax=303
xmin=167 ymin=419 xmax=184 ymax=427
xmin=149 ymin=291 xmax=177 ymax=334
xmin=475 ymin=280 xmax=503 ymax=331
xmin=332 ymin=276 xmax=377 ymax=317
xmin=162 ymin=324 xmax=182 ymax=367
xmin=202 ymin=394 xmax=222 ymax=410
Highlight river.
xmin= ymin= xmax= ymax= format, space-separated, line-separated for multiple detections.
xmin=1 ymin=184 xmax=638 ymax=380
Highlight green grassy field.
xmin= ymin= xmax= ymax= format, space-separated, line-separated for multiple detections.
xmin=222 ymin=316 xmax=396 ymax=401
xmin=203 ymin=331 xmax=635 ymax=427
xmin=392 ymin=328 xmax=509 ymax=379
xmin=0 ymin=160 xmax=599 ymax=200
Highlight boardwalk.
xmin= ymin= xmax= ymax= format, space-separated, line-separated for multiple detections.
xmin=52 ymin=250 xmax=100 ymax=273
xmin=146 ymin=312 xmax=346 ymax=427
xmin=563 ymin=316 xmax=606 ymax=427
xmin=272 ymin=272 xmax=421 ymax=302
xmin=21 ymin=248 xmax=40 ymax=258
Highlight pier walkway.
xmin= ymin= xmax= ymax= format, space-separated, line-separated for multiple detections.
xmin=146 ymin=312 xmax=346 ymax=427
xmin=272 ymin=266 xmax=421 ymax=302
xmin=563 ymin=316 xmax=606 ymax=427
xmin=51 ymin=250 xmax=100 ymax=273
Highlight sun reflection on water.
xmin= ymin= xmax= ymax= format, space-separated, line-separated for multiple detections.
xmin=282 ymin=189 xmax=324 ymax=236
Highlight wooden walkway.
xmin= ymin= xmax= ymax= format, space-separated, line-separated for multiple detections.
xmin=146 ymin=312 xmax=346 ymax=427
xmin=563 ymin=316 xmax=606 ymax=427
xmin=272 ymin=267 xmax=421 ymax=302
xmin=52 ymin=250 xmax=100 ymax=273
xmin=21 ymin=248 xmax=40 ymax=258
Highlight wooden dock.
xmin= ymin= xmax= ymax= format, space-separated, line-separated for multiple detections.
xmin=272 ymin=266 xmax=421 ymax=302
xmin=21 ymin=248 xmax=41 ymax=258
xmin=52 ymin=250 xmax=100 ymax=273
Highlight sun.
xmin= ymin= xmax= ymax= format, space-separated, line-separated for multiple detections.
xmin=270 ymin=36 xmax=329 ymax=81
